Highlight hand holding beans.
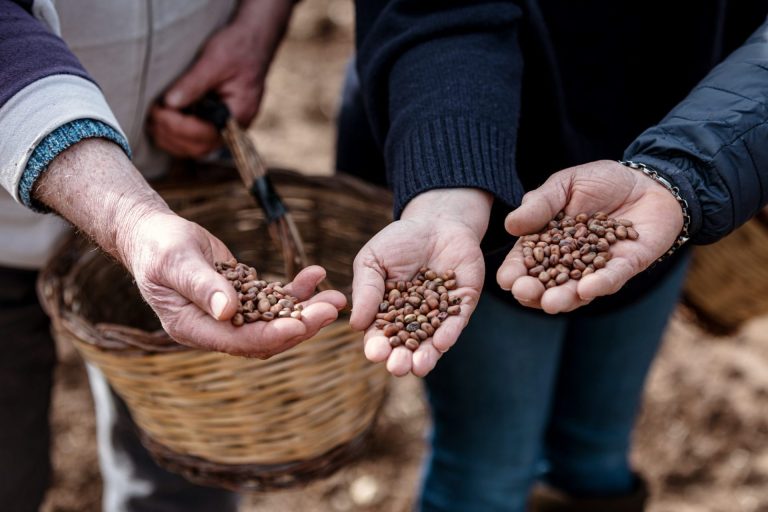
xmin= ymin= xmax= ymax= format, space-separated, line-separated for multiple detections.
xmin=498 ymin=160 xmax=684 ymax=313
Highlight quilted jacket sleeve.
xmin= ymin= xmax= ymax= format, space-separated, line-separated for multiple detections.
xmin=626 ymin=19 xmax=768 ymax=244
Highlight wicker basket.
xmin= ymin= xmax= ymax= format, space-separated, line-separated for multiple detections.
xmin=38 ymin=169 xmax=392 ymax=491
xmin=683 ymin=209 xmax=768 ymax=334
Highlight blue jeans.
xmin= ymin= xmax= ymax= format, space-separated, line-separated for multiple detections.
xmin=420 ymin=257 xmax=688 ymax=512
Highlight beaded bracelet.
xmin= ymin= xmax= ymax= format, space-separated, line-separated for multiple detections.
xmin=617 ymin=160 xmax=691 ymax=262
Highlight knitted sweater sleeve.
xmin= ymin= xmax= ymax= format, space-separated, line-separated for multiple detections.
xmin=355 ymin=0 xmax=525 ymax=217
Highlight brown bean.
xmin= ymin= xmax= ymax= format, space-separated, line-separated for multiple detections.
xmin=389 ymin=336 xmax=402 ymax=348
xmin=405 ymin=339 xmax=420 ymax=351
xmin=383 ymin=310 xmax=398 ymax=322
xmin=593 ymin=255 xmax=607 ymax=269
xmin=383 ymin=324 xmax=399 ymax=337
xmin=555 ymin=272 xmax=569 ymax=285
xmin=244 ymin=312 xmax=260 ymax=323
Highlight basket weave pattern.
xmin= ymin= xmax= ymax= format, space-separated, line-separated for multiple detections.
xmin=39 ymin=171 xmax=392 ymax=490
xmin=684 ymin=210 xmax=768 ymax=334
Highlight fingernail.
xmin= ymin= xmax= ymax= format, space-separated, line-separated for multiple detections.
xmin=210 ymin=291 xmax=228 ymax=319
xmin=165 ymin=90 xmax=184 ymax=108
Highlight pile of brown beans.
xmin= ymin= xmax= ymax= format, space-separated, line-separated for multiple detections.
xmin=215 ymin=259 xmax=303 ymax=326
xmin=375 ymin=268 xmax=461 ymax=351
xmin=521 ymin=212 xmax=639 ymax=288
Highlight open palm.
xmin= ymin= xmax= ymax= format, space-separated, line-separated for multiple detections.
xmin=497 ymin=160 xmax=684 ymax=313
xmin=351 ymin=218 xmax=485 ymax=377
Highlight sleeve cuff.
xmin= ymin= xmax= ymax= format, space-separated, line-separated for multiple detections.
xmin=386 ymin=116 xmax=524 ymax=218
xmin=0 ymin=74 xmax=127 ymax=202
xmin=19 ymin=118 xmax=131 ymax=211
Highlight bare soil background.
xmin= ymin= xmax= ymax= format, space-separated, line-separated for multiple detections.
xmin=41 ymin=2 xmax=768 ymax=511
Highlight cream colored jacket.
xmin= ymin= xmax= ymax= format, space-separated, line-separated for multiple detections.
xmin=0 ymin=0 xmax=236 ymax=268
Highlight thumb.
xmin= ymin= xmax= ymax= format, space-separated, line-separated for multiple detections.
xmin=504 ymin=172 xmax=571 ymax=236
xmin=350 ymin=254 xmax=386 ymax=332
xmin=165 ymin=57 xmax=225 ymax=109
xmin=164 ymin=251 xmax=239 ymax=321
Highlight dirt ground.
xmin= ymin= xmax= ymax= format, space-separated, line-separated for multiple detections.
xmin=41 ymin=2 xmax=768 ymax=511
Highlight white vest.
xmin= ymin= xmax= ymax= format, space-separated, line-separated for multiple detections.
xmin=0 ymin=0 xmax=236 ymax=269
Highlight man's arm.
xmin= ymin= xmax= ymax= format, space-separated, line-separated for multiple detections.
xmin=355 ymin=0 xmax=526 ymax=217
xmin=625 ymin=19 xmax=768 ymax=245
xmin=497 ymin=19 xmax=768 ymax=312
xmin=33 ymin=138 xmax=346 ymax=357
xmin=351 ymin=0 xmax=525 ymax=376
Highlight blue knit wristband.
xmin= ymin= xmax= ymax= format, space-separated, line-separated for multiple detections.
xmin=19 ymin=118 xmax=131 ymax=211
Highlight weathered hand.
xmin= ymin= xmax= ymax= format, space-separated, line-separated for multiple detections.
xmin=147 ymin=0 xmax=293 ymax=157
xmin=350 ymin=189 xmax=490 ymax=377
xmin=497 ymin=160 xmax=684 ymax=313
xmin=34 ymin=138 xmax=345 ymax=358
xmin=123 ymin=211 xmax=347 ymax=358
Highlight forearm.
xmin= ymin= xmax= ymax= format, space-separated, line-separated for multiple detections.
xmin=32 ymin=139 xmax=171 ymax=270
xmin=355 ymin=0 xmax=525 ymax=217
xmin=230 ymin=0 xmax=293 ymax=62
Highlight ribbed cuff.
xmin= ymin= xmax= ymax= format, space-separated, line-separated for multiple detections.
xmin=386 ymin=117 xmax=523 ymax=218
xmin=19 ymin=118 xmax=131 ymax=211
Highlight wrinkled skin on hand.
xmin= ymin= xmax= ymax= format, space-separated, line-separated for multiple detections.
xmin=497 ymin=160 xmax=684 ymax=314
xmin=126 ymin=212 xmax=346 ymax=358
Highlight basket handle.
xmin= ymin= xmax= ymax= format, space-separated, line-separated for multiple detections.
xmin=185 ymin=93 xmax=309 ymax=281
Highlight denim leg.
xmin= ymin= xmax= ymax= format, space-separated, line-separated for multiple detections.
xmin=543 ymin=257 xmax=689 ymax=496
xmin=0 ymin=267 xmax=56 ymax=512
xmin=87 ymin=365 xmax=240 ymax=512
xmin=420 ymin=292 xmax=568 ymax=512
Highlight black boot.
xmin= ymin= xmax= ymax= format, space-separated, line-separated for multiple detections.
xmin=528 ymin=478 xmax=649 ymax=512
